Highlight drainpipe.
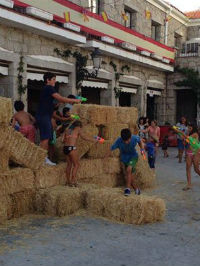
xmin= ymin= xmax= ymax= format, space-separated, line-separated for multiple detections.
xmin=164 ymin=6 xmax=172 ymax=45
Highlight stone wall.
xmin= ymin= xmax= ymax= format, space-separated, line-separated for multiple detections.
xmin=187 ymin=25 xmax=200 ymax=40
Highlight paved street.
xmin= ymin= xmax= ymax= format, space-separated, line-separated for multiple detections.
xmin=1 ymin=147 xmax=200 ymax=266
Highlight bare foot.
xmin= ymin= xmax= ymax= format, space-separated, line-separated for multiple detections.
xmin=182 ymin=185 xmax=192 ymax=191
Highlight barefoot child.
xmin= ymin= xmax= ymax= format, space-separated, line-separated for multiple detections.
xmin=63 ymin=120 xmax=98 ymax=186
xmin=162 ymin=135 xmax=169 ymax=158
xmin=12 ymin=100 xmax=36 ymax=143
xmin=105 ymin=128 xmax=144 ymax=196
xmin=145 ymin=136 xmax=157 ymax=169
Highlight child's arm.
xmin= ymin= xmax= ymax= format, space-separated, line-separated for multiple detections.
xmin=11 ymin=115 xmax=17 ymax=127
xmin=52 ymin=93 xmax=81 ymax=104
xmin=29 ymin=113 xmax=36 ymax=124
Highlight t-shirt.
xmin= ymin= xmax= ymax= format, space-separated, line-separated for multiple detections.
xmin=37 ymin=85 xmax=56 ymax=117
xmin=138 ymin=124 xmax=145 ymax=138
xmin=146 ymin=142 xmax=155 ymax=157
xmin=111 ymin=135 xmax=141 ymax=163
xmin=176 ymin=123 xmax=188 ymax=140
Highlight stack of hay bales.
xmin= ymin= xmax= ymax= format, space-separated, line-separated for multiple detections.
xmin=39 ymin=104 xmax=165 ymax=225
xmin=0 ymin=97 xmax=46 ymax=222
xmin=0 ymin=98 xmax=165 ymax=225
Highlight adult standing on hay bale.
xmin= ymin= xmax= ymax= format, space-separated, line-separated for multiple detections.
xmin=105 ymin=128 xmax=144 ymax=196
xmin=36 ymin=72 xmax=81 ymax=166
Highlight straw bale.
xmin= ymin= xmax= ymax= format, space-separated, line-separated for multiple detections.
xmin=87 ymin=140 xmax=119 ymax=159
xmin=86 ymin=188 xmax=166 ymax=225
xmin=134 ymin=148 xmax=156 ymax=189
xmin=80 ymin=174 xmax=124 ymax=188
xmin=77 ymin=157 xmax=121 ymax=180
xmin=35 ymin=186 xmax=83 ymax=216
xmin=0 ymin=168 xmax=35 ymax=195
xmin=34 ymin=163 xmax=66 ymax=189
xmin=10 ymin=189 xmax=36 ymax=218
xmin=1 ymin=126 xmax=47 ymax=170
xmin=116 ymin=106 xmax=138 ymax=124
xmin=0 ymin=195 xmax=12 ymax=223
xmin=0 ymin=97 xmax=12 ymax=125
xmin=102 ymin=123 xmax=128 ymax=140
xmin=54 ymin=136 xmax=65 ymax=162
xmin=0 ymin=148 xmax=10 ymax=171
xmin=72 ymin=104 xmax=118 ymax=125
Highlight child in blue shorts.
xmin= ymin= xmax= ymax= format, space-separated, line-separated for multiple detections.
xmin=105 ymin=128 xmax=144 ymax=196
xmin=145 ymin=136 xmax=156 ymax=169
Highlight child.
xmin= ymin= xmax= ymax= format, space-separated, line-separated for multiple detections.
xmin=180 ymin=124 xmax=200 ymax=191
xmin=138 ymin=117 xmax=145 ymax=140
xmin=63 ymin=120 xmax=98 ymax=186
xmin=12 ymin=100 xmax=36 ymax=143
xmin=162 ymin=135 xmax=169 ymax=158
xmin=145 ymin=136 xmax=156 ymax=169
xmin=36 ymin=73 xmax=81 ymax=166
xmin=105 ymin=128 xmax=144 ymax=196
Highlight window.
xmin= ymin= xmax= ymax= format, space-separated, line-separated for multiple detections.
xmin=124 ymin=8 xmax=137 ymax=29
xmin=88 ymin=0 xmax=100 ymax=14
xmin=151 ymin=21 xmax=161 ymax=42
xmin=174 ymin=33 xmax=182 ymax=49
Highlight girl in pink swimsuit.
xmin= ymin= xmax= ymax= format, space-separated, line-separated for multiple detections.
xmin=183 ymin=125 xmax=200 ymax=190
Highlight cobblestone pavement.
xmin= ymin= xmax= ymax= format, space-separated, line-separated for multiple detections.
xmin=0 ymin=147 xmax=200 ymax=266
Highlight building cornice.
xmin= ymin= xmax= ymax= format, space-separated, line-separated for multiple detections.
xmin=146 ymin=0 xmax=189 ymax=25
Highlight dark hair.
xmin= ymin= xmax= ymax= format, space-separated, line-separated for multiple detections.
xmin=14 ymin=100 xmax=24 ymax=111
xmin=121 ymin=128 xmax=131 ymax=141
xmin=43 ymin=72 xmax=56 ymax=84
xmin=188 ymin=124 xmax=198 ymax=136
xmin=63 ymin=107 xmax=70 ymax=116
xmin=68 ymin=94 xmax=76 ymax=99
xmin=138 ymin=117 xmax=144 ymax=125
xmin=179 ymin=116 xmax=187 ymax=126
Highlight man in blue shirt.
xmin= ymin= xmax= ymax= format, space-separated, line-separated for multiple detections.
xmin=105 ymin=128 xmax=144 ymax=196
xmin=36 ymin=72 xmax=81 ymax=165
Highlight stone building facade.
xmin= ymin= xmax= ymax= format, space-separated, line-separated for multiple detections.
xmin=0 ymin=0 xmax=198 ymax=125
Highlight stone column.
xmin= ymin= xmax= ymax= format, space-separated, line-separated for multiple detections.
xmin=100 ymin=79 xmax=116 ymax=106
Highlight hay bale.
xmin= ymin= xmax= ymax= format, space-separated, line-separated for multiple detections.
xmin=86 ymin=188 xmax=166 ymax=225
xmin=35 ymin=186 xmax=83 ymax=216
xmin=0 ymin=126 xmax=47 ymax=170
xmin=0 ymin=148 xmax=10 ymax=171
xmin=102 ymin=123 xmax=128 ymax=140
xmin=134 ymin=147 xmax=156 ymax=189
xmin=0 ymin=97 xmax=12 ymax=125
xmin=34 ymin=163 xmax=66 ymax=189
xmin=0 ymin=168 xmax=35 ymax=195
xmin=0 ymin=195 xmax=12 ymax=223
xmin=77 ymin=157 xmax=121 ymax=180
xmin=80 ymin=174 xmax=124 ymax=188
xmin=10 ymin=189 xmax=36 ymax=218
xmin=87 ymin=140 xmax=119 ymax=159
xmin=116 ymin=106 xmax=138 ymax=124
xmin=54 ymin=136 xmax=65 ymax=162
xmin=72 ymin=104 xmax=118 ymax=125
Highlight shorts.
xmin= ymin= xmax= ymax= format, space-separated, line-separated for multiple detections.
xmin=20 ymin=125 xmax=36 ymax=143
xmin=36 ymin=116 xmax=53 ymax=141
xmin=124 ymin=157 xmax=138 ymax=173
xmin=148 ymin=156 xmax=155 ymax=169
xmin=63 ymin=146 xmax=77 ymax=155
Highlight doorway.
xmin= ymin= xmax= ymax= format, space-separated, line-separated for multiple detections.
xmin=176 ymin=89 xmax=197 ymax=124
xmin=119 ymin=92 xmax=131 ymax=107
xmin=81 ymin=86 xmax=100 ymax=104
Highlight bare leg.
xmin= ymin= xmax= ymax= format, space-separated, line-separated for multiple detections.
xmin=40 ymin=139 xmax=49 ymax=150
xmin=183 ymin=155 xmax=192 ymax=190
xmin=69 ymin=150 xmax=80 ymax=185
xmin=125 ymin=166 xmax=133 ymax=189
xmin=193 ymin=152 xmax=200 ymax=176
xmin=131 ymin=172 xmax=138 ymax=190
xmin=178 ymin=149 xmax=184 ymax=163
xmin=66 ymin=155 xmax=72 ymax=185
